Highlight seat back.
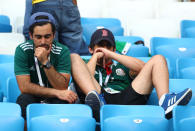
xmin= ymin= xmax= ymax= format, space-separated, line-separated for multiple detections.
xmin=176 ymin=57 xmax=195 ymax=79
xmin=0 ymin=63 xmax=15 ymax=100
xmin=100 ymin=105 xmax=166 ymax=131
xmin=6 ymin=77 xmax=21 ymax=103
xmin=181 ymin=20 xmax=195 ymax=38
xmin=81 ymin=17 xmax=122 ymax=27
xmin=0 ymin=54 xmax=14 ymax=64
xmin=27 ymin=104 xmax=93 ymax=130
xmin=150 ymin=37 xmax=195 ymax=78
xmin=173 ymin=106 xmax=195 ymax=131
xmin=0 ymin=103 xmax=24 ymax=131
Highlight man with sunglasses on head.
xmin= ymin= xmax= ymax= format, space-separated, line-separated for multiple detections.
xmin=14 ymin=12 xmax=77 ymax=120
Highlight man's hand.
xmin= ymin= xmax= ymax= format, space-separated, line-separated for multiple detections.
xmin=55 ymin=90 xmax=78 ymax=103
xmin=95 ymin=48 xmax=114 ymax=59
xmin=34 ymin=47 xmax=50 ymax=65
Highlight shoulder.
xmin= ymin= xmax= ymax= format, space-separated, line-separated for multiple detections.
xmin=15 ymin=40 xmax=34 ymax=57
xmin=51 ymin=41 xmax=70 ymax=55
xmin=16 ymin=40 xmax=33 ymax=52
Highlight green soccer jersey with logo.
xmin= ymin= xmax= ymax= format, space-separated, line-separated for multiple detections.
xmin=14 ymin=40 xmax=71 ymax=88
xmin=84 ymin=59 xmax=133 ymax=92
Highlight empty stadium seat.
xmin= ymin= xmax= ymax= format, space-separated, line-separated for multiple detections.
xmin=176 ymin=57 xmax=195 ymax=79
xmin=27 ymin=104 xmax=96 ymax=131
xmin=0 ymin=54 xmax=14 ymax=64
xmin=150 ymin=37 xmax=195 ymax=78
xmin=173 ymin=106 xmax=195 ymax=131
xmin=0 ymin=15 xmax=12 ymax=32
xmin=0 ymin=15 xmax=11 ymax=25
xmin=181 ymin=20 xmax=195 ymax=38
xmin=147 ymin=79 xmax=195 ymax=106
xmin=0 ymin=63 xmax=15 ymax=101
xmin=0 ymin=103 xmax=24 ymax=131
xmin=100 ymin=105 xmax=168 ymax=131
xmin=81 ymin=17 xmax=122 ymax=27
xmin=0 ymin=23 xmax=12 ymax=32
xmin=6 ymin=76 xmax=21 ymax=103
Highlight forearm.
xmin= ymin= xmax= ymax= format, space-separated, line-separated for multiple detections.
xmin=87 ymin=55 xmax=98 ymax=76
xmin=111 ymin=52 xmax=145 ymax=72
xmin=21 ymin=82 xmax=58 ymax=98
xmin=44 ymin=66 xmax=69 ymax=90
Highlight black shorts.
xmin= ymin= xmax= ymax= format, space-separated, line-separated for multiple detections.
xmin=76 ymin=84 xmax=150 ymax=105
xmin=101 ymin=85 xmax=150 ymax=105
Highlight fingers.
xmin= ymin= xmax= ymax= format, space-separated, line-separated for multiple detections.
xmin=34 ymin=47 xmax=48 ymax=64
xmin=61 ymin=90 xmax=78 ymax=103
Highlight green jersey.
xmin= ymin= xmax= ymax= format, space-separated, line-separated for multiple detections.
xmin=14 ymin=40 xmax=71 ymax=88
xmin=84 ymin=59 xmax=133 ymax=93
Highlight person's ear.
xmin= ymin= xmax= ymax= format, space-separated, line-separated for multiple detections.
xmin=89 ymin=47 xmax=94 ymax=54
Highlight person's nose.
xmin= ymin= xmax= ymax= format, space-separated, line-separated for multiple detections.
xmin=40 ymin=37 xmax=46 ymax=44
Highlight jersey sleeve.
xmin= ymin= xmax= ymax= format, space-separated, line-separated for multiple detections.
xmin=14 ymin=46 xmax=30 ymax=76
xmin=56 ymin=47 xmax=71 ymax=74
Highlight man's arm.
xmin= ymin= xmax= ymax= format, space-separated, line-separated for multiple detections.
xmin=35 ymin=47 xmax=70 ymax=90
xmin=16 ymin=75 xmax=77 ymax=103
xmin=95 ymin=48 xmax=145 ymax=72
xmin=43 ymin=65 xmax=70 ymax=90
xmin=87 ymin=52 xmax=104 ymax=76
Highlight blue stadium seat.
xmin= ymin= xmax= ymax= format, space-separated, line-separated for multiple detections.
xmin=176 ymin=57 xmax=195 ymax=79
xmin=147 ymin=79 xmax=195 ymax=106
xmin=27 ymin=104 xmax=96 ymax=131
xmin=0 ymin=103 xmax=24 ymax=131
xmin=115 ymin=36 xmax=144 ymax=44
xmin=0 ymin=24 xmax=12 ymax=32
xmin=0 ymin=15 xmax=11 ymax=25
xmin=81 ymin=17 xmax=122 ymax=27
xmin=0 ymin=63 xmax=15 ymax=101
xmin=150 ymin=37 xmax=195 ymax=78
xmin=181 ymin=20 xmax=195 ymax=38
xmin=173 ymin=106 xmax=195 ymax=131
xmin=6 ymin=76 xmax=21 ymax=103
xmin=125 ymin=46 xmax=149 ymax=57
xmin=0 ymin=54 xmax=14 ymax=64
xmin=0 ymin=15 xmax=12 ymax=32
xmin=100 ymin=105 xmax=168 ymax=131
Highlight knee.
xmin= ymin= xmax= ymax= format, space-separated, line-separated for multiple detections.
xmin=152 ymin=55 xmax=167 ymax=64
xmin=70 ymin=53 xmax=80 ymax=60
xmin=16 ymin=94 xmax=36 ymax=105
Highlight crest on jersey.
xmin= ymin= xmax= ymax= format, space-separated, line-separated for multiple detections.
xmin=116 ymin=68 xmax=125 ymax=76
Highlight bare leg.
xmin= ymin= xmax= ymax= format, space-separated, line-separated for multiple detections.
xmin=70 ymin=54 xmax=101 ymax=94
xmin=132 ymin=55 xmax=169 ymax=99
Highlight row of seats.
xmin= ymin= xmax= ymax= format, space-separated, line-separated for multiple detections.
xmin=1 ymin=54 xmax=195 ymax=104
xmin=0 ymin=103 xmax=194 ymax=131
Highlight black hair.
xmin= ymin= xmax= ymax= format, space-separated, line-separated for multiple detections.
xmin=89 ymin=40 xmax=115 ymax=50
xmin=29 ymin=15 xmax=56 ymax=35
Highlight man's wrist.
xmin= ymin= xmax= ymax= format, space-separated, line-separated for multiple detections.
xmin=43 ymin=60 xmax=52 ymax=69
